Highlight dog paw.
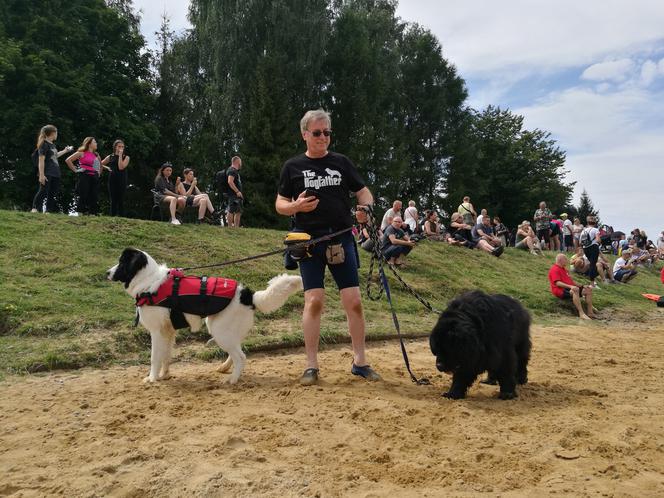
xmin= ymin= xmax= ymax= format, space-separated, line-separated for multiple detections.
xmin=517 ymin=376 xmax=528 ymax=385
xmin=142 ymin=376 xmax=157 ymax=383
xmin=158 ymin=374 xmax=172 ymax=381
xmin=442 ymin=391 xmax=465 ymax=400
xmin=498 ymin=391 xmax=517 ymax=400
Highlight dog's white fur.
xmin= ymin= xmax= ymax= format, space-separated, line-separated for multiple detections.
xmin=108 ymin=250 xmax=303 ymax=384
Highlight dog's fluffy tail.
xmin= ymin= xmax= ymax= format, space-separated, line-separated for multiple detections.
xmin=250 ymin=274 xmax=303 ymax=314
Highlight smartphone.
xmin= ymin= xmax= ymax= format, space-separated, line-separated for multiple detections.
xmin=305 ymin=189 xmax=318 ymax=198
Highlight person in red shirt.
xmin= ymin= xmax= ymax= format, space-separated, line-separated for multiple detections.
xmin=548 ymin=253 xmax=595 ymax=320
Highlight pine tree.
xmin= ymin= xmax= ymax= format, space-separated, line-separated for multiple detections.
xmin=577 ymin=189 xmax=600 ymax=225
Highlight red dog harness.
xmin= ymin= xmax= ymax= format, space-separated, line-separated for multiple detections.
xmin=135 ymin=269 xmax=238 ymax=326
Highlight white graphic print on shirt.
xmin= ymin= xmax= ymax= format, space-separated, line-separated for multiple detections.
xmin=303 ymin=168 xmax=342 ymax=190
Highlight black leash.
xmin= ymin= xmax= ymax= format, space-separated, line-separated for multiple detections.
xmin=361 ymin=206 xmax=433 ymax=385
xmin=179 ymin=226 xmax=353 ymax=272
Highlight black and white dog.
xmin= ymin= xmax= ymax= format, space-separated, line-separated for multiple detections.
xmin=107 ymin=248 xmax=303 ymax=384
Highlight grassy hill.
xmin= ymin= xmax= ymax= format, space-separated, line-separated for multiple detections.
xmin=1 ymin=210 xmax=662 ymax=377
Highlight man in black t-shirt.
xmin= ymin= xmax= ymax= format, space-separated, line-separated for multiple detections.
xmin=276 ymin=109 xmax=380 ymax=386
xmin=226 ymin=156 xmax=243 ymax=227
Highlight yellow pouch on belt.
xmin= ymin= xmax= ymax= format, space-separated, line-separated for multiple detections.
xmin=284 ymin=232 xmax=313 ymax=260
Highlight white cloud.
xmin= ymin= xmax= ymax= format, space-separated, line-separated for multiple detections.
xmin=640 ymin=60 xmax=658 ymax=86
xmin=581 ymin=59 xmax=634 ymax=82
xmin=515 ymin=84 xmax=664 ymax=237
xmin=396 ymin=1 xmax=664 ymax=79
xmin=515 ymin=86 xmax=659 ymax=153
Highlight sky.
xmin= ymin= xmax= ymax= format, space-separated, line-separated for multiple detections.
xmin=134 ymin=0 xmax=664 ymax=239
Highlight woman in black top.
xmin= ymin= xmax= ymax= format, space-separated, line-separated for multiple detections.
xmin=102 ymin=139 xmax=130 ymax=216
xmin=154 ymin=163 xmax=186 ymax=225
xmin=31 ymin=124 xmax=74 ymax=213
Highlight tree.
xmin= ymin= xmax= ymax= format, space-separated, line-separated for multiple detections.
xmin=443 ymin=106 xmax=574 ymax=229
xmin=576 ymin=189 xmax=600 ymax=225
xmin=0 ymin=0 xmax=157 ymax=214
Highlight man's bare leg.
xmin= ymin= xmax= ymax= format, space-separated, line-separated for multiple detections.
xmin=302 ymin=289 xmax=325 ymax=369
xmin=583 ymin=288 xmax=595 ymax=317
xmin=571 ymin=288 xmax=590 ymax=320
xmin=340 ymin=287 xmax=366 ymax=367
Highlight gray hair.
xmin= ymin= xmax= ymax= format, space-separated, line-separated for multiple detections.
xmin=300 ymin=109 xmax=331 ymax=133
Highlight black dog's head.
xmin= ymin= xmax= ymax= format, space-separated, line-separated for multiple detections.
xmin=107 ymin=248 xmax=149 ymax=288
xmin=429 ymin=309 xmax=485 ymax=375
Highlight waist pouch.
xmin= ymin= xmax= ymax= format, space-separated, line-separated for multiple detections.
xmin=284 ymin=232 xmax=313 ymax=260
xmin=326 ymin=243 xmax=345 ymax=265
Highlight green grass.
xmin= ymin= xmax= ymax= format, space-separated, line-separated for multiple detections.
xmin=0 ymin=210 xmax=662 ymax=377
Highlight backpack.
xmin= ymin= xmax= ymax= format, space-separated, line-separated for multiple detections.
xmin=215 ymin=167 xmax=231 ymax=195
xmin=580 ymin=228 xmax=593 ymax=249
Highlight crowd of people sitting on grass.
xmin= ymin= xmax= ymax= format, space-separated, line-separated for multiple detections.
xmin=28 ymin=124 xmax=664 ymax=276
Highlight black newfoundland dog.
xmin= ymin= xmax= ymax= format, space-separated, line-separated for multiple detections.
xmin=429 ymin=290 xmax=531 ymax=400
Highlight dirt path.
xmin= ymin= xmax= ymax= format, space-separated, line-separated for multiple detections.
xmin=2 ymin=320 xmax=664 ymax=497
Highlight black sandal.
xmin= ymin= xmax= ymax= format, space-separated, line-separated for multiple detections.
xmin=351 ymin=364 xmax=382 ymax=381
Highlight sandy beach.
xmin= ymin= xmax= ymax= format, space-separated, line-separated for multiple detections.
xmin=2 ymin=319 xmax=664 ymax=497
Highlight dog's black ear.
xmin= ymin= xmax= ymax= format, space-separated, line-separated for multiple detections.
xmin=114 ymin=248 xmax=148 ymax=288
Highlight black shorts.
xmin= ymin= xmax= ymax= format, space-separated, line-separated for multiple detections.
xmin=561 ymin=286 xmax=584 ymax=299
xmin=227 ymin=196 xmax=243 ymax=213
xmin=537 ymin=228 xmax=551 ymax=244
xmin=298 ymin=231 xmax=359 ymax=291
xmin=550 ymin=224 xmax=561 ymax=236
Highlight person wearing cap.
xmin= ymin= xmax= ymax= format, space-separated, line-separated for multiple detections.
xmin=154 ymin=162 xmax=186 ymax=225
xmin=613 ymin=249 xmax=638 ymax=283
xmin=561 ymin=213 xmax=573 ymax=252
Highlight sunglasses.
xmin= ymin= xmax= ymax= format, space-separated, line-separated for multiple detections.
xmin=309 ymin=129 xmax=332 ymax=137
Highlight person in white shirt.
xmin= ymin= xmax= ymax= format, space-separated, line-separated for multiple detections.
xmin=613 ymin=249 xmax=638 ymax=283
xmin=380 ymin=200 xmax=402 ymax=231
xmin=561 ymin=213 xmax=573 ymax=251
xmin=657 ymin=230 xmax=664 ymax=259
xmin=403 ymin=200 xmax=418 ymax=233
xmin=476 ymin=208 xmax=487 ymax=226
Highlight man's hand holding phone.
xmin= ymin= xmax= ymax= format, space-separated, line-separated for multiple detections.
xmin=295 ymin=189 xmax=319 ymax=213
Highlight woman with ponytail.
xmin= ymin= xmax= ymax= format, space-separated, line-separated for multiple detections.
xmin=65 ymin=137 xmax=104 ymax=215
xmin=102 ymin=139 xmax=130 ymax=216
xmin=31 ymin=125 xmax=74 ymax=213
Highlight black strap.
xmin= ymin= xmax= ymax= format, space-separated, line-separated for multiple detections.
xmin=379 ymin=264 xmax=430 ymax=385
xmin=359 ymin=205 xmax=431 ymax=385
xmin=179 ymin=226 xmax=353 ymax=272
xmin=172 ymin=276 xmax=181 ymax=295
